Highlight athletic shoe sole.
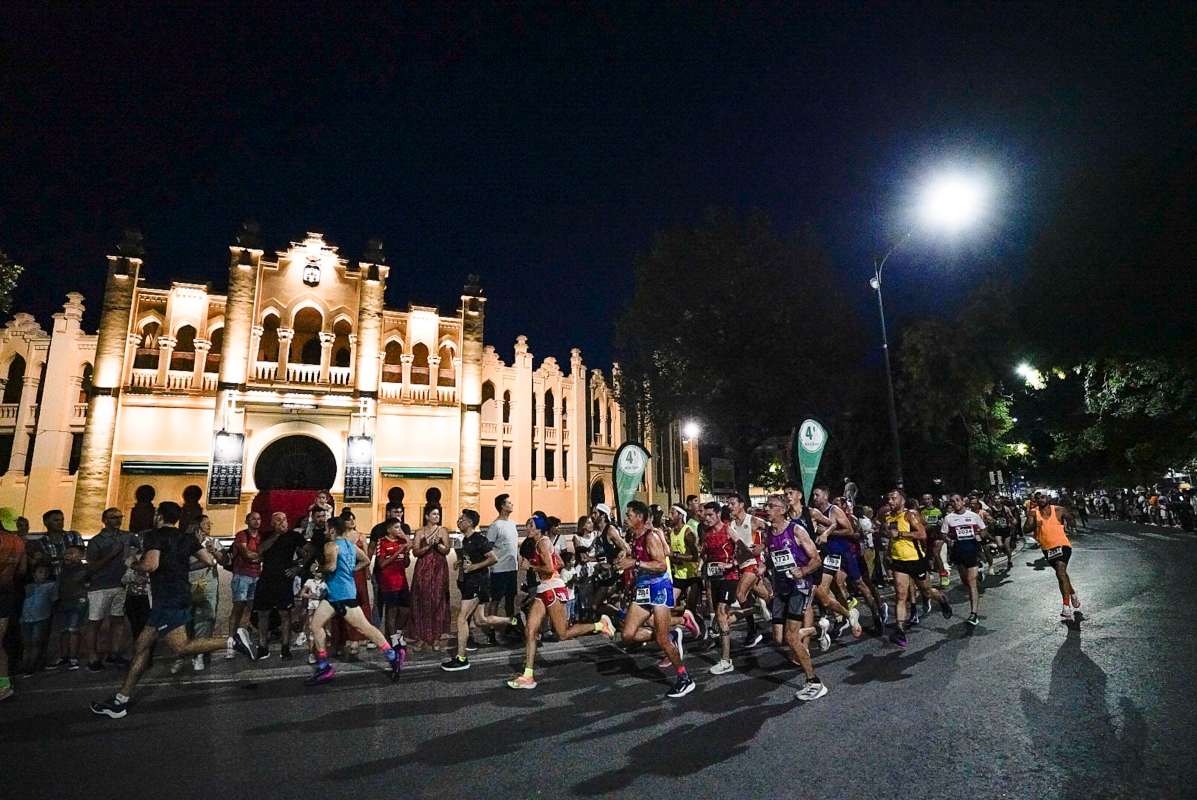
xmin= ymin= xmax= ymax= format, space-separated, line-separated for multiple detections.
xmin=506 ymin=678 xmax=538 ymax=690
xmin=305 ymin=666 xmax=336 ymax=686
xmin=795 ymin=683 xmax=828 ymax=702
xmin=90 ymin=703 xmax=127 ymax=719
xmin=440 ymin=662 xmax=471 ymax=672
xmin=234 ymin=628 xmax=256 ymax=659
xmin=667 ymin=680 xmax=696 ymax=698
xmin=709 ymin=662 xmax=735 ymax=675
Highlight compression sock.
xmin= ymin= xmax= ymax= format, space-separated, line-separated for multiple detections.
xmin=676 ymin=666 xmax=688 ymax=676
xmin=522 ymin=667 xmax=534 ymax=679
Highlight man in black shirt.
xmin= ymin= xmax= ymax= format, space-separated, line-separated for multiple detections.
xmin=253 ymin=512 xmax=304 ymax=659
xmin=90 ymin=502 xmax=256 ymax=719
xmin=441 ymin=509 xmax=508 ymax=672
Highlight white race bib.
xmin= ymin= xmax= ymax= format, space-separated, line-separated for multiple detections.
xmin=823 ymin=553 xmax=842 ymax=571
xmin=706 ymin=562 xmax=725 ymax=578
xmin=634 ymin=586 xmax=651 ymax=603
xmin=771 ymin=548 xmax=795 ymax=569
xmin=955 ymin=525 xmax=976 ymax=541
xmin=1045 ymin=546 xmax=1063 ymax=559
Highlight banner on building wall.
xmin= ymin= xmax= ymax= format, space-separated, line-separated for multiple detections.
xmin=710 ymin=457 xmax=736 ymax=496
xmin=612 ymin=442 xmax=650 ymax=523
xmin=793 ymin=418 xmax=828 ymax=500
xmin=208 ymin=431 xmax=245 ymax=505
xmin=344 ymin=435 xmax=374 ymax=505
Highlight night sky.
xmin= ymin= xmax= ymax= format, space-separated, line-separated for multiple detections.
xmin=1 ymin=4 xmax=1189 ymax=368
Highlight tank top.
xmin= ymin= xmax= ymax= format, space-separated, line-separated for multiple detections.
xmin=766 ymin=520 xmax=812 ymax=593
xmin=701 ymin=524 xmax=738 ymax=581
xmin=886 ymin=511 xmax=921 ymax=562
xmin=325 ymin=538 xmax=358 ymax=602
xmin=530 ymin=539 xmax=565 ymax=592
xmin=729 ymin=514 xmax=758 ymax=568
xmin=1032 ymin=506 xmax=1071 ymax=550
xmin=669 ymin=527 xmax=697 ymax=580
xmin=631 ymin=528 xmax=671 ymax=586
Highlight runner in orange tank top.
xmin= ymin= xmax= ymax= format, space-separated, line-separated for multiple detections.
xmin=1024 ymin=492 xmax=1081 ymax=621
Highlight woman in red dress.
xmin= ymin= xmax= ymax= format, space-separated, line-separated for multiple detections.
xmin=410 ymin=504 xmax=450 ymax=651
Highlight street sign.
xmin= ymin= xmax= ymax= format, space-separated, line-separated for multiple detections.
xmin=795 ymin=419 xmax=828 ymax=499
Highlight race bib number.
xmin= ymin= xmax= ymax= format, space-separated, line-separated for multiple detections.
xmin=771 ymin=548 xmax=795 ymax=569
xmin=634 ymin=586 xmax=651 ymax=603
xmin=955 ymin=525 xmax=976 ymax=541
xmin=823 ymin=553 xmax=842 ymax=571
xmin=1045 ymin=546 xmax=1063 ymax=559
xmin=706 ymin=562 xmax=725 ymax=578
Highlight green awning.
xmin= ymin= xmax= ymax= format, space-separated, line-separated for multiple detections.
xmin=379 ymin=466 xmax=453 ymax=478
xmin=120 ymin=461 xmax=209 ymax=475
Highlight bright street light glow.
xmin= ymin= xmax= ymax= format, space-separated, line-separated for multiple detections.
xmin=918 ymin=172 xmax=987 ymax=232
xmin=682 ymin=420 xmax=702 ymax=440
xmin=1015 ymin=362 xmax=1046 ymax=390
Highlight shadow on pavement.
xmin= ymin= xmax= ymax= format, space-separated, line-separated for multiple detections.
xmin=1019 ymin=626 xmax=1147 ymax=799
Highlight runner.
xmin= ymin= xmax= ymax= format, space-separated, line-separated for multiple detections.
xmin=667 ymin=504 xmax=702 ymax=617
xmin=700 ymin=502 xmax=739 ymax=673
xmin=989 ymin=497 xmax=1016 ymax=572
xmin=968 ymin=496 xmax=998 ymax=579
xmin=942 ymin=494 xmax=984 ymax=627
xmin=726 ymin=493 xmax=771 ymax=649
xmin=443 ymin=509 xmax=517 ymax=671
xmin=763 ymin=495 xmax=828 ymax=700
xmin=811 ymin=486 xmax=875 ymax=637
xmin=505 ymin=516 xmax=616 ymax=690
xmin=590 ymin=503 xmax=630 ymax=617
xmin=789 ymin=487 xmax=859 ymax=639
xmin=920 ymin=494 xmax=950 ymax=588
xmin=884 ymin=489 xmax=953 ymax=647
xmin=611 ymin=500 xmax=694 ymax=698
xmin=304 ymin=516 xmax=402 ymax=685
xmin=90 ymin=502 xmax=246 ymax=718
xmin=1023 ymin=491 xmax=1081 ymax=621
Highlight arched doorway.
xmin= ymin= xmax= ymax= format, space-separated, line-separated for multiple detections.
xmin=254 ymin=435 xmax=337 ymax=491
xmin=590 ymin=479 xmax=606 ymax=508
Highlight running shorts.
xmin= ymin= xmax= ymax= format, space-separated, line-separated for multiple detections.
xmin=458 ymin=577 xmax=490 ymax=603
xmin=950 ymin=543 xmax=979 ymax=569
xmin=147 ymin=606 xmax=191 ymax=634
xmin=536 ymin=586 xmax=571 ymax=608
xmin=709 ymin=578 xmax=738 ymax=605
xmin=634 ymin=577 xmax=674 ymax=609
xmin=329 ymin=598 xmax=361 ymax=618
xmin=889 ymin=558 xmax=929 ymax=581
xmin=1042 ymin=545 xmax=1072 ymax=565
xmin=770 ymin=589 xmax=812 ymax=624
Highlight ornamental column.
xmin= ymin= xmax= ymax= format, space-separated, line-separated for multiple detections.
xmin=155 ymin=335 xmax=176 ymax=386
xmin=399 ymin=354 xmax=413 ymax=400
xmin=276 ymin=328 xmax=294 ymax=382
xmin=191 ymin=338 xmax=211 ymax=389
xmin=73 ymin=230 xmax=143 ymax=527
xmin=354 ymin=239 xmax=387 ymax=416
xmin=216 ymin=221 xmax=262 ymax=416
xmin=457 ymin=276 xmax=485 ymax=515
xmin=318 ymin=331 xmax=335 ymax=383
xmin=7 ymin=373 xmax=40 ymax=475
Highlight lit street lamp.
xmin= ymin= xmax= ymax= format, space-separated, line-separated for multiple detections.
xmin=871 ymin=170 xmax=990 ymax=488
xmin=677 ymin=419 xmax=701 ymax=504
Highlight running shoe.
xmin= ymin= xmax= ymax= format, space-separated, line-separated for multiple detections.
xmin=795 ymin=681 xmax=828 ymax=702
xmin=256 ymin=646 xmax=270 ymax=661
xmin=847 ymin=597 xmax=860 ymax=611
xmin=1060 ymin=604 xmax=1074 ymax=620
xmin=880 ymin=603 xmax=890 ymax=625
xmin=307 ymin=653 xmax=317 ymax=665
xmin=1070 ymin=593 xmax=1081 ymax=610
xmin=921 ymin=597 xmax=932 ymax=616
xmin=506 ymin=674 xmax=538 ymax=690
xmin=657 ymin=655 xmax=673 ymax=669
xmin=670 ymin=627 xmax=684 ymax=663
xmin=280 ymin=647 xmax=293 ymax=661
xmin=889 ymin=629 xmax=908 ymax=648
xmin=938 ymin=596 xmax=953 ymax=619
xmin=465 ymin=635 xmax=479 ymax=652
xmin=233 ymin=628 xmax=255 ymax=659
xmin=848 ymin=606 xmax=863 ymax=638
xmin=225 ymin=637 xmax=236 ymax=660
xmin=441 ymin=656 xmax=471 ymax=672
xmin=909 ymin=609 xmax=921 ymax=627
xmin=709 ymin=659 xmax=735 ymax=675
xmin=387 ymin=650 xmax=402 ymax=681
xmin=978 ymin=564 xmax=987 ymax=580
xmin=966 ymin=613 xmax=979 ymax=627
xmin=193 ymin=654 xmax=206 ymax=671
xmin=681 ymin=610 xmax=701 ymax=638
xmin=294 ymin=631 xmax=308 ymax=647
xmin=667 ymin=673 xmax=696 ymax=698
xmin=90 ymin=696 xmax=128 ymax=719
xmin=817 ymin=617 xmax=832 ymax=653
xmin=835 ymin=618 xmax=852 ymax=639
xmin=598 ymin=614 xmax=616 ymax=639
xmin=305 ymin=663 xmax=336 ymax=685
xmin=170 ymin=658 xmax=185 ymax=675
xmin=67 ymin=658 xmax=80 ymax=671
xmin=743 ymin=632 xmax=763 ymax=649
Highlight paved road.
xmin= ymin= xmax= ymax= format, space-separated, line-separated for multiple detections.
xmin=5 ymin=520 xmax=1195 ymax=800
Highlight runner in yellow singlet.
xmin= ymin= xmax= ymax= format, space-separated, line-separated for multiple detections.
xmin=884 ymin=489 xmax=952 ymax=648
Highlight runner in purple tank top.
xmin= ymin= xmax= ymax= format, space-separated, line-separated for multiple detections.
xmin=763 ymin=495 xmax=829 ymax=702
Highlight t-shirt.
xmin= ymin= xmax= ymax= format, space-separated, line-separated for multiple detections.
xmin=375 ymin=535 xmax=411 ymax=592
xmin=28 ymin=531 xmax=85 ymax=579
xmin=942 ymin=510 xmax=986 ymax=547
xmin=0 ymin=532 xmax=25 ymax=588
xmin=58 ymin=561 xmax=89 ymax=602
xmin=459 ymin=531 xmax=494 ymax=588
xmin=486 ymin=518 xmax=519 ymax=573
xmin=232 ymin=528 xmax=262 ymax=577
xmin=144 ymin=526 xmax=202 ymax=610
xmin=258 ymin=530 xmax=304 ymax=584
xmin=21 ymin=581 xmax=57 ymax=622
xmin=86 ymin=528 xmax=134 ymax=590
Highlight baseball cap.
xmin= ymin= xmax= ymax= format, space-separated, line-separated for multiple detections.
xmin=593 ymin=503 xmax=612 ymax=518
xmin=0 ymin=507 xmax=19 ymax=532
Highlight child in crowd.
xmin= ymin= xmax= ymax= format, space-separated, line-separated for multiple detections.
xmin=19 ymin=564 xmax=57 ymax=676
xmin=559 ymin=550 xmax=578 ymax=625
xmin=54 ymin=544 xmax=89 ymax=670
xmin=298 ymin=570 xmax=326 ymax=664
xmin=375 ymin=521 xmax=411 ymax=648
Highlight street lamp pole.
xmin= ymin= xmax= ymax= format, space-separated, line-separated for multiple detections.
xmin=871 ymin=232 xmax=910 ymax=489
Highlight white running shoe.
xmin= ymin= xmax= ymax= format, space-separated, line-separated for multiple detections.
xmin=295 ymin=631 xmax=308 ymax=647
xmin=1070 ymin=593 xmax=1081 ymax=610
xmin=709 ymin=659 xmax=734 ymax=675
xmin=848 ymin=606 xmax=863 ymax=638
xmin=1060 ymin=604 xmax=1074 ymax=620
xmin=225 ymin=636 xmax=236 ymax=660
xmin=192 ymin=654 xmax=205 ymax=672
xmin=817 ymin=617 xmax=832 ymax=653
xmin=795 ymin=681 xmax=828 ymax=702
